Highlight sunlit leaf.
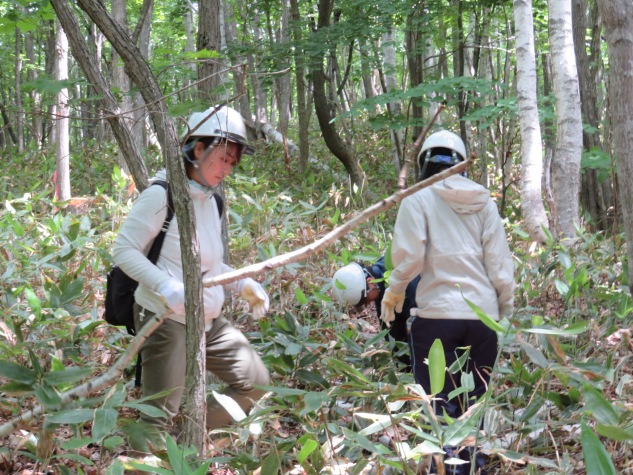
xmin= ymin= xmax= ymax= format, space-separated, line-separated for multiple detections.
xmin=428 ymin=339 xmax=445 ymax=395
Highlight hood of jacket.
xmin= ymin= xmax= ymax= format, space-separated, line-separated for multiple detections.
xmin=150 ymin=169 xmax=216 ymax=200
xmin=431 ymin=175 xmax=490 ymax=215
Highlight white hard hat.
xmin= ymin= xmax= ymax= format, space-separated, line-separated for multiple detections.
xmin=418 ymin=130 xmax=466 ymax=169
xmin=185 ymin=105 xmax=253 ymax=154
xmin=332 ymin=263 xmax=368 ymax=306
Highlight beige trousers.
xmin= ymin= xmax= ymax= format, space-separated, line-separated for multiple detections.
xmin=133 ymin=304 xmax=270 ymax=435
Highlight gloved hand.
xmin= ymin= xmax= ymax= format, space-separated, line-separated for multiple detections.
xmin=240 ymin=278 xmax=269 ymax=320
xmin=157 ymin=278 xmax=185 ymax=314
xmin=381 ymin=287 xmax=405 ymax=327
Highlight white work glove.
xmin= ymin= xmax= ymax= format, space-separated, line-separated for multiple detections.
xmin=381 ymin=287 xmax=405 ymax=327
xmin=240 ymin=278 xmax=270 ymax=320
xmin=157 ymin=278 xmax=185 ymax=314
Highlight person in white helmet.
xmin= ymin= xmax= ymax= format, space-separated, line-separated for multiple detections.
xmin=381 ymin=130 xmax=515 ymax=475
xmin=113 ymin=105 xmax=270 ymax=453
xmin=331 ymin=257 xmax=420 ymax=369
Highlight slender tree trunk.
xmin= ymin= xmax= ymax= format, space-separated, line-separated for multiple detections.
xmin=312 ymin=0 xmax=364 ymax=187
xmin=596 ymin=0 xmax=633 ymax=295
xmin=183 ymin=0 xmax=196 ymax=103
xmin=25 ymin=31 xmax=42 ymax=149
xmin=405 ymin=7 xmax=426 ymax=134
xmin=382 ymin=28 xmax=404 ymax=173
xmin=513 ymin=0 xmax=548 ymax=245
xmin=132 ymin=0 xmax=154 ymax=153
xmin=198 ymin=0 xmax=226 ymax=101
xmin=54 ymin=19 xmax=71 ymax=201
xmin=572 ymin=0 xmax=609 ymax=230
xmin=548 ymin=0 xmax=583 ymax=241
xmin=15 ymin=27 xmax=24 ymax=153
xmin=111 ymin=0 xmax=134 ymax=171
xmin=289 ymin=0 xmax=310 ymax=171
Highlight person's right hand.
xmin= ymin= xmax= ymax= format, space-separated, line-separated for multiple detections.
xmin=157 ymin=278 xmax=185 ymax=314
xmin=381 ymin=287 xmax=405 ymax=327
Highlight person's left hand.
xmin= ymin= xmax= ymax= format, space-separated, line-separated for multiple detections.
xmin=240 ymin=278 xmax=270 ymax=320
xmin=381 ymin=287 xmax=405 ymax=327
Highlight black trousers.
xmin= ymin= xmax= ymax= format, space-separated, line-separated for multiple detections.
xmin=409 ymin=318 xmax=498 ymax=419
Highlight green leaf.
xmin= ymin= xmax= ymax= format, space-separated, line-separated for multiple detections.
xmin=123 ymin=403 xmax=168 ymax=418
xmin=24 ymin=286 xmax=42 ymax=318
xmin=341 ymin=428 xmax=391 ymax=455
xmin=92 ymin=408 xmax=118 ymax=441
xmin=261 ymin=450 xmax=281 ymax=474
xmin=34 ymin=383 xmax=62 ymax=409
xmin=61 ymin=437 xmax=95 ymax=450
xmin=257 ymin=385 xmax=306 ymax=397
xmin=47 ymin=409 xmax=95 ymax=424
xmin=43 ymin=367 xmax=91 ymax=386
xmin=325 ymin=358 xmax=370 ymax=384
xmin=102 ymin=435 xmax=126 ymax=451
xmin=60 ymin=278 xmax=84 ymax=305
xmin=463 ymin=297 xmax=505 ymax=333
xmin=295 ymin=369 xmax=330 ymax=388
xmin=595 ymin=424 xmax=633 ymax=441
xmin=51 ymin=452 xmax=94 ymax=465
xmin=299 ymin=391 xmax=328 ymax=416
xmin=519 ymin=341 xmax=549 ymax=369
xmin=0 ymin=361 xmax=37 ymax=384
xmin=582 ymin=385 xmax=620 ymax=426
xmin=166 ymin=434 xmax=191 ymax=475
xmin=0 ymin=381 xmax=34 ymax=394
xmin=298 ymin=438 xmax=319 ymax=464
xmin=581 ymin=422 xmax=617 ymax=475
xmin=522 ymin=321 xmax=589 ymax=336
xmin=295 ymin=287 xmax=308 ymax=304
xmin=428 ymin=339 xmax=446 ymax=395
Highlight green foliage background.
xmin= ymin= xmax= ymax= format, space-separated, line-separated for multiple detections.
xmin=0 ymin=129 xmax=631 ymax=473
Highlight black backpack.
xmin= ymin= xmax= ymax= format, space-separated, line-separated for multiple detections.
xmin=104 ymin=181 xmax=223 ymax=384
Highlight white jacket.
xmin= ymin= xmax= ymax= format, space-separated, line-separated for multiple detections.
xmin=112 ymin=170 xmax=243 ymax=330
xmin=389 ymin=175 xmax=514 ymax=321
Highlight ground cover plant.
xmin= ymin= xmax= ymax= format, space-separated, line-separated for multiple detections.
xmin=0 ymin=135 xmax=631 ymax=475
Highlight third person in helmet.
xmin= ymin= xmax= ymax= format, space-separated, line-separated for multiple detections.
xmin=381 ymin=129 xmax=515 ymax=475
xmin=331 ymin=257 xmax=420 ymax=370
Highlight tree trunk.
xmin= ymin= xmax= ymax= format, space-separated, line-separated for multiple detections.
xmin=513 ymin=0 xmax=548 ymax=245
xmin=54 ymin=19 xmax=71 ymax=202
xmin=289 ymin=0 xmax=310 ymax=172
xmin=25 ymin=31 xmax=42 ymax=149
xmin=548 ymin=0 xmax=583 ymax=241
xmin=132 ymin=0 xmax=154 ymax=153
xmin=198 ymin=0 xmax=225 ymax=102
xmin=382 ymin=28 xmax=404 ymax=173
xmin=50 ymin=0 xmax=150 ymax=192
xmin=274 ymin=0 xmax=291 ymax=148
xmin=15 ymin=27 xmax=24 ymax=153
xmin=405 ymin=9 xmax=426 ymax=139
xmin=312 ymin=0 xmax=364 ymax=188
xmin=572 ymin=0 xmax=609 ymax=230
xmin=595 ymin=0 xmax=633 ymax=295
xmin=111 ymin=0 xmax=135 ymax=172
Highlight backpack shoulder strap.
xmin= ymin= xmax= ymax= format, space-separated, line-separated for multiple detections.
xmin=146 ymin=180 xmax=174 ymax=264
xmin=213 ymin=192 xmax=224 ymax=217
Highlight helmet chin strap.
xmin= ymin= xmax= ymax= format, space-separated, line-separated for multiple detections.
xmin=184 ymin=145 xmax=215 ymax=189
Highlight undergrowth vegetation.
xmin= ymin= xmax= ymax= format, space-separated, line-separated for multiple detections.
xmin=0 ymin=136 xmax=631 ymax=474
